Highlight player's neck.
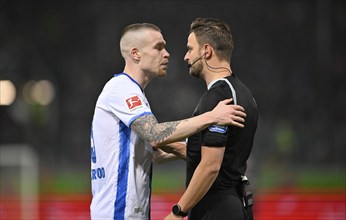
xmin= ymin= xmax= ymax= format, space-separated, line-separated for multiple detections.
xmin=123 ymin=66 xmax=150 ymax=90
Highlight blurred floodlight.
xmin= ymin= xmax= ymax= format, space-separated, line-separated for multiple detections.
xmin=23 ymin=80 xmax=55 ymax=105
xmin=32 ymin=80 xmax=55 ymax=105
xmin=0 ymin=80 xmax=16 ymax=106
xmin=23 ymin=80 xmax=36 ymax=105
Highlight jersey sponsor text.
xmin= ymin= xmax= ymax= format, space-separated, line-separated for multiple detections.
xmin=91 ymin=167 xmax=106 ymax=180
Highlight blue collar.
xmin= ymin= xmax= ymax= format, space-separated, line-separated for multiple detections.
xmin=114 ymin=72 xmax=143 ymax=92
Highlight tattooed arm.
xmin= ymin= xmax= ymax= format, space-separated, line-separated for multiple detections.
xmin=131 ymin=114 xmax=185 ymax=147
xmin=131 ymin=98 xmax=246 ymax=147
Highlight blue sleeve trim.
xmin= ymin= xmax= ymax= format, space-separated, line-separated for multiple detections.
xmin=128 ymin=112 xmax=153 ymax=128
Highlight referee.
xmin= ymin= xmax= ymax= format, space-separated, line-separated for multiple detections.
xmin=90 ymin=22 xmax=247 ymax=220
xmin=165 ymin=17 xmax=258 ymax=220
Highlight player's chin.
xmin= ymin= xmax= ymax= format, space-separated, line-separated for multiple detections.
xmin=158 ymin=69 xmax=168 ymax=77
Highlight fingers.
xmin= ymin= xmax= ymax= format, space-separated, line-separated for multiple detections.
xmin=232 ymin=116 xmax=245 ymax=124
xmin=231 ymin=121 xmax=245 ymax=128
xmin=235 ymin=109 xmax=246 ymax=118
xmin=216 ymin=99 xmax=247 ymax=128
xmin=230 ymin=114 xmax=245 ymax=128
xmin=218 ymin=113 xmax=246 ymax=127
xmin=219 ymin=99 xmax=246 ymax=113
xmin=233 ymin=115 xmax=245 ymax=123
xmin=219 ymin=98 xmax=233 ymax=105
xmin=233 ymin=104 xmax=245 ymax=112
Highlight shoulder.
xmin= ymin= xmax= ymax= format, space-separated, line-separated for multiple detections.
xmin=107 ymin=74 xmax=132 ymax=88
xmin=103 ymin=75 xmax=142 ymax=96
xmin=197 ymin=85 xmax=231 ymax=113
xmin=206 ymin=79 xmax=233 ymax=100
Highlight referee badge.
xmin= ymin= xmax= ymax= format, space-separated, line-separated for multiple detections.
xmin=208 ymin=125 xmax=228 ymax=133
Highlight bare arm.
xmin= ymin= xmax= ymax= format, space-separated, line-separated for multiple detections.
xmin=131 ymin=98 xmax=245 ymax=147
xmin=152 ymin=147 xmax=182 ymax=164
xmin=164 ymin=146 xmax=225 ymax=219
xmin=158 ymin=142 xmax=186 ymax=160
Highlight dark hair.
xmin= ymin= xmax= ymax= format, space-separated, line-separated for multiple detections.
xmin=190 ymin=17 xmax=233 ymax=61
xmin=121 ymin=23 xmax=161 ymax=38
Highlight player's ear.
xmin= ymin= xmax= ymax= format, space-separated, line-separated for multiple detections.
xmin=131 ymin=48 xmax=141 ymax=61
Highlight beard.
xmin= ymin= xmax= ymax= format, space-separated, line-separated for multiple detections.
xmin=189 ymin=62 xmax=203 ymax=78
xmin=157 ymin=69 xmax=167 ymax=77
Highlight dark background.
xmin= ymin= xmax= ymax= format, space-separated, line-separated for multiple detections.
xmin=1 ymin=0 xmax=345 ymax=192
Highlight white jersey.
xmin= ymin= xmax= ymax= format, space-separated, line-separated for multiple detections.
xmin=90 ymin=73 xmax=153 ymax=220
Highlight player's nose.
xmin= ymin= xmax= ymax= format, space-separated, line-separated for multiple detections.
xmin=163 ymin=49 xmax=170 ymax=58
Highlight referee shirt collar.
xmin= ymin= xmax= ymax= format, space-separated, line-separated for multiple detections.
xmin=207 ymin=78 xmax=224 ymax=90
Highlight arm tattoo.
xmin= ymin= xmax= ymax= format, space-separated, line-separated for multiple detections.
xmin=131 ymin=114 xmax=181 ymax=143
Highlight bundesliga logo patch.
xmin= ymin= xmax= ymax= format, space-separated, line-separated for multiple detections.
xmin=126 ymin=95 xmax=143 ymax=111
xmin=208 ymin=125 xmax=228 ymax=133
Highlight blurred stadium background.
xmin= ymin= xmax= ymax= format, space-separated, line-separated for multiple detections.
xmin=0 ymin=1 xmax=345 ymax=219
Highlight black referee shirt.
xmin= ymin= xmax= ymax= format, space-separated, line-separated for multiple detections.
xmin=186 ymin=74 xmax=258 ymax=192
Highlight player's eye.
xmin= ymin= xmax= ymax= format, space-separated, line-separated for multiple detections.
xmin=156 ymin=45 xmax=164 ymax=51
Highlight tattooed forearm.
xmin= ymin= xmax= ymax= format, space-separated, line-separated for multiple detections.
xmin=131 ymin=114 xmax=181 ymax=143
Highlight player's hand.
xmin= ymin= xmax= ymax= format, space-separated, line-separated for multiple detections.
xmin=211 ymin=98 xmax=246 ymax=127
xmin=164 ymin=212 xmax=184 ymax=220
